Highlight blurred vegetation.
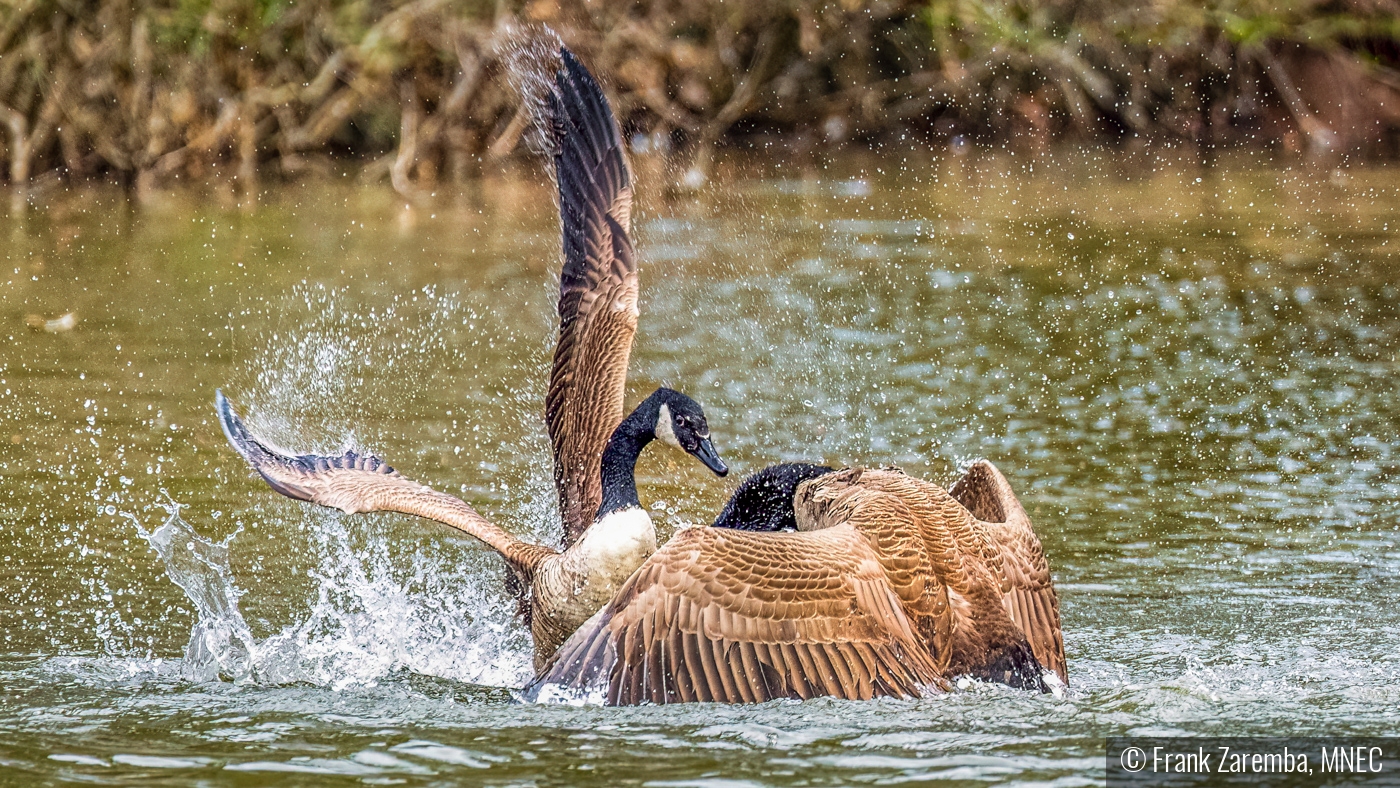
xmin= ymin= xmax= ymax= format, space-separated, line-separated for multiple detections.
xmin=1 ymin=0 xmax=1398 ymax=198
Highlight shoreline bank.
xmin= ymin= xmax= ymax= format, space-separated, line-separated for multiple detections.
xmin=3 ymin=1 xmax=1400 ymax=201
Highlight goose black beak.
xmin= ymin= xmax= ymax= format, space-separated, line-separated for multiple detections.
xmin=692 ymin=437 xmax=728 ymax=477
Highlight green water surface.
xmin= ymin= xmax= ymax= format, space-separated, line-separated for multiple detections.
xmin=0 ymin=149 xmax=1397 ymax=786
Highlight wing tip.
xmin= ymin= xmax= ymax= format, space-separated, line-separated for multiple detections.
xmin=214 ymin=391 xmax=398 ymax=505
xmin=215 ymin=389 xmax=277 ymax=467
xmin=552 ymin=47 xmax=610 ymax=128
xmin=547 ymin=45 xmax=630 ymax=219
xmin=559 ymin=46 xmax=586 ymax=82
xmin=216 ymin=390 xmax=312 ymax=502
xmin=950 ymin=458 xmax=1029 ymax=524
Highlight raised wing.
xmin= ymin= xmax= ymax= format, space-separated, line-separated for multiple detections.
xmin=216 ymin=391 xmax=554 ymax=573
xmin=543 ymin=48 xmax=638 ymax=547
xmin=530 ymin=525 xmax=947 ymax=705
xmin=951 ymin=460 xmax=1067 ymax=683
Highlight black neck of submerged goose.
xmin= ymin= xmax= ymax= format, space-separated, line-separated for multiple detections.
xmin=711 ymin=463 xmax=834 ymax=531
xmin=597 ymin=392 xmax=666 ymax=517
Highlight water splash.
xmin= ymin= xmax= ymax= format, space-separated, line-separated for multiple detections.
xmin=526 ymin=680 xmax=609 ymax=707
xmin=128 ymin=503 xmax=262 ymax=682
xmin=284 ymin=513 xmax=532 ymax=690
xmin=131 ymin=503 xmax=532 ymax=689
xmin=140 ymin=281 xmax=547 ymax=690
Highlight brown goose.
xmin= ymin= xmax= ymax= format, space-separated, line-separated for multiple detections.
xmin=215 ymin=48 xmax=728 ymax=670
xmin=530 ymin=461 xmax=1066 ymax=705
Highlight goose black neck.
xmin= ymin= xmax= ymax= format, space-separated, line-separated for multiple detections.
xmin=711 ymin=463 xmax=834 ymax=531
xmin=597 ymin=394 xmax=665 ymax=517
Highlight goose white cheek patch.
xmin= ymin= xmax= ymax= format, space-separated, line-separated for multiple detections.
xmin=655 ymin=403 xmax=681 ymax=448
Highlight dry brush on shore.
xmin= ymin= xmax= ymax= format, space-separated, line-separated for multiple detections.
xmin=2 ymin=0 xmax=1399 ymax=199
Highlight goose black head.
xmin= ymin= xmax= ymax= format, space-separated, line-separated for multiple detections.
xmin=651 ymin=388 xmax=728 ymax=477
xmin=711 ymin=463 xmax=834 ymax=531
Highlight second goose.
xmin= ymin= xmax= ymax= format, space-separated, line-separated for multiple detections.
xmin=532 ymin=461 xmax=1066 ymax=704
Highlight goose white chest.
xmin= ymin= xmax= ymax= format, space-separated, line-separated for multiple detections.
xmin=573 ymin=506 xmax=657 ymax=586
xmin=534 ymin=506 xmax=657 ymax=651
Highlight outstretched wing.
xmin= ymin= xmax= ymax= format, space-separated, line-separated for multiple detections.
xmin=215 ymin=391 xmax=552 ymax=571
xmin=530 ymin=525 xmax=947 ymax=706
xmin=950 ymin=461 xmax=1067 ymax=684
xmin=543 ymin=48 xmax=639 ymax=548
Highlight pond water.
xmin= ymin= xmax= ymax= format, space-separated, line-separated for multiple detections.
xmin=1 ymin=149 xmax=1397 ymax=786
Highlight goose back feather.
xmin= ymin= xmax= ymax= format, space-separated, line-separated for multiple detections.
xmin=532 ymin=524 xmax=948 ymax=705
xmin=532 ymin=462 xmax=1065 ymax=705
xmin=799 ymin=466 xmax=1066 ymax=688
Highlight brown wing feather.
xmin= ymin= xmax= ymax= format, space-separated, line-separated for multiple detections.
xmin=800 ymin=474 xmax=958 ymax=671
xmin=531 ymin=525 xmax=946 ymax=705
xmin=952 ymin=461 xmax=1068 ymax=683
xmin=803 ymin=467 xmax=1066 ymax=688
xmin=544 ymin=49 xmax=637 ymax=547
xmin=215 ymin=391 xmax=554 ymax=573
xmin=952 ymin=459 xmax=1069 ymax=688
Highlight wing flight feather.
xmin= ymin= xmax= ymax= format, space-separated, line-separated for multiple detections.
xmin=544 ymin=49 xmax=638 ymax=547
xmin=215 ymin=391 xmax=552 ymax=572
xmin=950 ymin=461 xmax=1068 ymax=683
xmin=531 ymin=525 xmax=946 ymax=705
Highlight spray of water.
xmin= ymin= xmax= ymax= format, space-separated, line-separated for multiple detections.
xmin=127 ymin=503 xmax=259 ymax=682
xmin=120 ymin=282 xmax=550 ymax=690
xmin=130 ymin=501 xmax=533 ymax=688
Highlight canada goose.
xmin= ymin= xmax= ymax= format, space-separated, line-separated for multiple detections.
xmin=216 ymin=385 xmax=725 ymax=668
xmin=215 ymin=48 xmax=729 ymax=669
xmin=545 ymin=47 xmax=646 ymax=549
xmin=531 ymin=461 xmax=1066 ymax=705
xmin=712 ymin=462 xmax=1063 ymax=691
